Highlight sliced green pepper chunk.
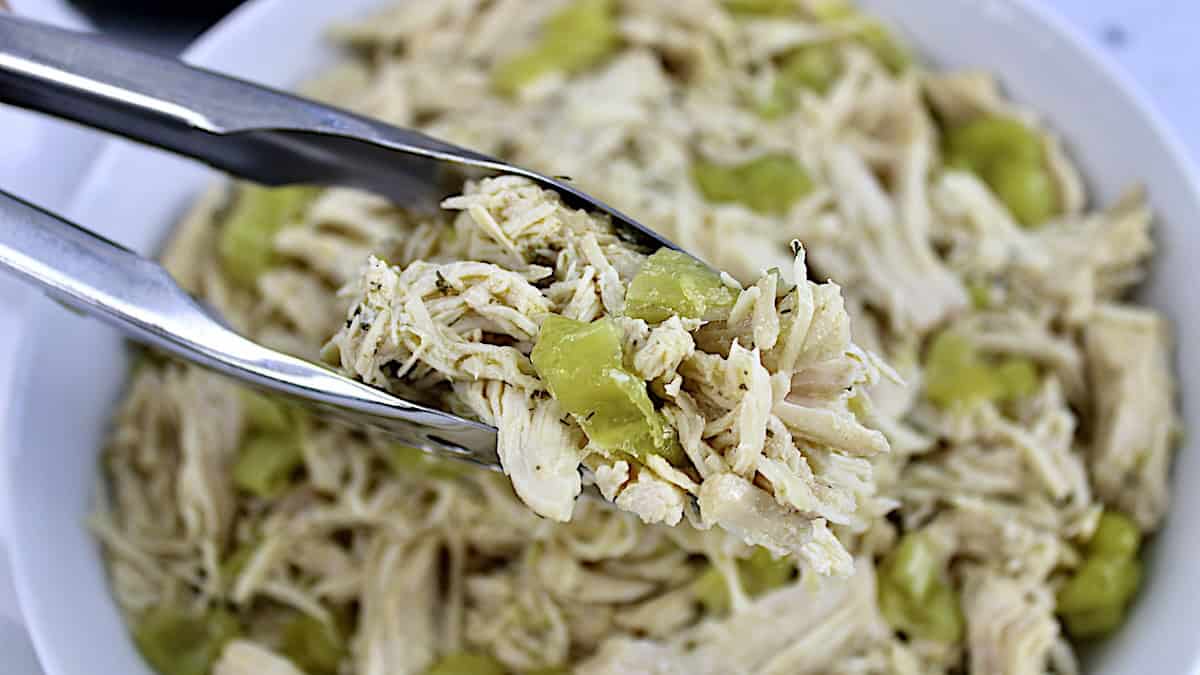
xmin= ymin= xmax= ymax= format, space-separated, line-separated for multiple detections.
xmin=133 ymin=607 xmax=240 ymax=675
xmin=1056 ymin=556 xmax=1141 ymax=615
xmin=239 ymin=389 xmax=292 ymax=434
xmin=886 ymin=529 xmax=938 ymax=599
xmin=692 ymin=162 xmax=743 ymax=204
xmin=691 ymin=565 xmax=732 ymax=615
xmin=987 ymin=157 xmax=1057 ymax=227
xmin=692 ymin=154 xmax=813 ymax=215
xmin=1089 ymin=511 xmax=1141 ymax=559
xmin=1063 ymin=604 xmax=1126 ymax=639
xmin=493 ymin=0 xmax=619 ymax=96
xmin=219 ymin=184 xmax=318 ymax=288
xmin=812 ymin=1 xmax=909 ymax=73
xmin=877 ymin=531 xmax=963 ymax=643
xmin=943 ymin=115 xmax=1058 ymax=227
xmin=855 ymin=20 xmax=910 ymax=74
xmin=1056 ymin=510 xmax=1143 ymax=639
xmin=722 ymin=0 xmax=796 ymax=16
xmin=740 ymin=546 xmax=795 ymax=595
xmin=877 ymin=575 xmax=963 ymax=643
xmin=692 ymin=547 xmax=795 ymax=616
xmin=757 ymin=43 xmax=842 ymax=117
xmin=780 ymin=44 xmax=841 ymax=95
xmin=531 ymin=316 xmax=681 ymax=465
xmin=992 ymin=358 xmax=1040 ymax=401
xmin=923 ymin=331 xmax=1040 ymax=409
xmin=965 ymin=280 xmax=992 ymax=310
xmin=945 ymin=116 xmax=1043 ymax=169
xmin=425 ymin=651 xmax=508 ymax=675
xmin=232 ymin=433 xmax=304 ymax=498
xmin=385 ymin=444 xmax=474 ymax=481
xmin=280 ymin=613 xmax=345 ymax=675
xmin=625 ymin=249 xmax=736 ymax=323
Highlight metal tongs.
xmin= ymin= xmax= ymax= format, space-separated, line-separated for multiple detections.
xmin=0 ymin=14 xmax=688 ymax=469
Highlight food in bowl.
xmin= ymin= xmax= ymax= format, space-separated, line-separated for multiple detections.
xmin=90 ymin=0 xmax=1181 ymax=674
xmin=325 ymin=175 xmax=891 ymax=571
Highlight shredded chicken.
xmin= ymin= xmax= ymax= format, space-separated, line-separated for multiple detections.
xmin=328 ymin=177 xmax=889 ymax=567
xmin=92 ymin=1 xmax=1180 ymax=673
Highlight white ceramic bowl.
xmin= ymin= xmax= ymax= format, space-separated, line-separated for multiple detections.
xmin=4 ymin=1 xmax=1199 ymax=673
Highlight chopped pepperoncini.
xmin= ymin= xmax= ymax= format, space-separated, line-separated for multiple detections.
xmin=876 ymin=531 xmax=963 ymax=643
xmin=531 ymin=316 xmax=682 ymax=464
xmin=132 ymin=607 xmax=240 ymax=675
xmin=219 ymin=184 xmax=318 ymax=287
xmin=493 ymin=0 xmax=619 ymax=96
xmin=923 ymin=330 xmax=1040 ymax=409
xmin=692 ymin=154 xmax=813 ymax=215
xmin=625 ymin=249 xmax=736 ymax=323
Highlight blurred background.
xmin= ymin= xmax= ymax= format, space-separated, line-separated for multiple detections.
xmin=59 ymin=0 xmax=1200 ymax=155
xmin=0 ymin=0 xmax=1198 ymax=672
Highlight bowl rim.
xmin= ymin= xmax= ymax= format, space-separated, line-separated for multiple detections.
xmin=6 ymin=0 xmax=1200 ymax=673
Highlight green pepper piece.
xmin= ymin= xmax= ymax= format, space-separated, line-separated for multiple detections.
xmin=944 ymin=116 xmax=1043 ymax=168
xmin=692 ymin=155 xmax=813 ymax=215
xmin=493 ymin=0 xmax=619 ymax=96
xmin=754 ymin=86 xmax=792 ymax=119
xmin=943 ymin=115 xmax=1058 ymax=227
xmin=691 ymin=565 xmax=732 ymax=615
xmin=531 ymin=317 xmax=682 ymax=464
xmin=425 ymin=651 xmax=508 ymax=675
xmin=239 ymin=390 xmax=291 ymax=434
xmin=1062 ymin=605 xmax=1126 ymax=639
xmin=1056 ymin=556 xmax=1141 ymax=615
xmin=779 ymin=44 xmax=841 ymax=95
xmin=856 ymin=20 xmax=909 ymax=74
xmin=921 ymin=580 xmax=965 ymax=642
xmin=885 ymin=530 xmax=938 ymax=600
xmin=740 ymin=155 xmax=815 ymax=214
xmin=922 ymin=331 xmax=998 ymax=408
xmin=985 ymin=157 xmax=1057 ymax=227
xmin=992 ymin=358 xmax=1039 ymax=401
xmin=811 ymin=1 xmax=908 ymax=73
xmin=385 ymin=444 xmax=473 ymax=481
xmin=923 ymin=331 xmax=1040 ymax=409
xmin=133 ymin=607 xmax=240 ymax=675
xmin=1089 ymin=511 xmax=1141 ymax=559
xmin=739 ymin=546 xmax=795 ymax=596
xmin=219 ymin=184 xmax=318 ymax=288
xmin=965 ymin=280 xmax=992 ymax=310
xmin=757 ymin=43 xmax=842 ymax=117
xmin=877 ymin=532 xmax=964 ymax=643
xmin=280 ymin=613 xmax=345 ymax=675
xmin=692 ymin=547 xmax=794 ymax=616
xmin=691 ymin=162 xmax=742 ymax=204
xmin=1056 ymin=509 xmax=1143 ymax=639
xmin=722 ymin=0 xmax=796 ymax=16
xmin=493 ymin=49 xmax=556 ymax=98
xmin=232 ymin=433 xmax=303 ymax=498
xmin=877 ymin=577 xmax=964 ymax=643
xmin=625 ymin=249 xmax=737 ymax=323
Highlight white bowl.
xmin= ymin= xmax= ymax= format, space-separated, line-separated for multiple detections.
xmin=4 ymin=0 xmax=1199 ymax=673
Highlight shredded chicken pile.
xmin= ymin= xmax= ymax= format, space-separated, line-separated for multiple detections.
xmin=93 ymin=1 xmax=1181 ymax=674
xmin=326 ymin=176 xmax=889 ymax=572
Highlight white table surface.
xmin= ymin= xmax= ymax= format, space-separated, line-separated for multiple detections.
xmin=1 ymin=0 xmax=1198 ymax=672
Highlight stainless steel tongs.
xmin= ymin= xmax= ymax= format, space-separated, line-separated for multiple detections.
xmin=0 ymin=14 xmax=689 ymax=469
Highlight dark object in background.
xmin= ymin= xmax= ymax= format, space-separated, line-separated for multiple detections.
xmin=68 ymin=0 xmax=243 ymax=54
